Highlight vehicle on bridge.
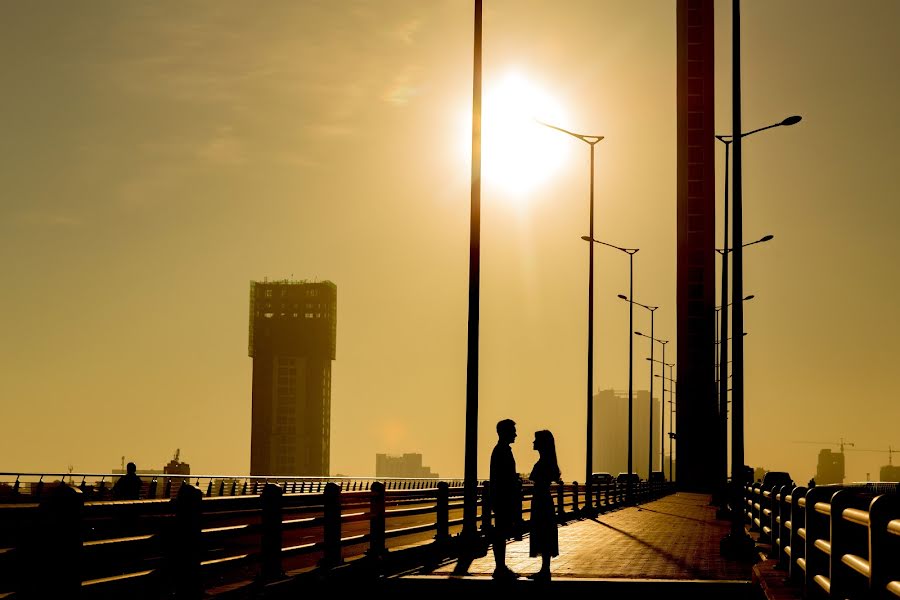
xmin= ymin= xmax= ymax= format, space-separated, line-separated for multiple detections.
xmin=616 ymin=472 xmax=641 ymax=485
xmin=591 ymin=472 xmax=613 ymax=484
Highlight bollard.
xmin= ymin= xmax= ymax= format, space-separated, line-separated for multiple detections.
xmin=320 ymin=482 xmax=343 ymax=568
xmin=572 ymin=482 xmax=579 ymax=514
xmin=218 ymin=480 xmax=225 ymax=497
xmin=480 ymin=481 xmax=492 ymax=535
xmin=368 ymin=482 xmax=387 ymax=560
xmin=23 ymin=483 xmax=84 ymax=598
xmin=164 ymin=478 xmax=172 ymax=499
xmin=148 ymin=477 xmax=158 ymax=499
xmin=259 ymin=483 xmax=284 ymax=582
xmin=435 ymin=481 xmax=450 ymax=543
xmin=170 ymin=483 xmax=203 ymax=600
xmin=556 ymin=482 xmax=565 ymax=521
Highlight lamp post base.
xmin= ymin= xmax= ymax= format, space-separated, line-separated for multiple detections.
xmin=720 ymin=531 xmax=757 ymax=561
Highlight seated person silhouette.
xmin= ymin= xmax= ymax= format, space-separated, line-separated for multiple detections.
xmin=112 ymin=462 xmax=143 ymax=500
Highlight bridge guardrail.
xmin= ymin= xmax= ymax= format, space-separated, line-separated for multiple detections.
xmin=0 ymin=475 xmax=673 ymax=597
xmin=743 ymin=480 xmax=900 ymax=599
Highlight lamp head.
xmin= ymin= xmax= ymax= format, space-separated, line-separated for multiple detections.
xmin=781 ymin=115 xmax=802 ymax=126
xmin=580 ymin=235 xmax=591 ymax=242
xmin=617 ymin=294 xmax=628 ymax=300
xmin=635 ymin=331 xmax=644 ymax=337
xmin=744 ymin=294 xmax=755 ymax=301
xmin=760 ymin=234 xmax=774 ymax=242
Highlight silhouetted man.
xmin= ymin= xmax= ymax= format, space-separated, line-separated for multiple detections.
xmin=490 ymin=418 xmax=519 ymax=579
xmin=112 ymin=462 xmax=142 ymax=500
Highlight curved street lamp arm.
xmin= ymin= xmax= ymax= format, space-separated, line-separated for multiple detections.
xmin=536 ymin=119 xmax=604 ymax=145
xmin=715 ymin=115 xmax=801 ymax=141
xmin=617 ymin=294 xmax=657 ymax=312
xmin=581 ymin=236 xmax=638 ymax=254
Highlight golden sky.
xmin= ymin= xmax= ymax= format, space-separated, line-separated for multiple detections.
xmin=1 ymin=1 xmax=898 ymax=484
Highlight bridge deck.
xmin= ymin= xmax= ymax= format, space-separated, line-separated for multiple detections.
xmin=424 ymin=492 xmax=752 ymax=581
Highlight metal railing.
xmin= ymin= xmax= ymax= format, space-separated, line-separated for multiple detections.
xmin=0 ymin=472 xmax=464 ymax=503
xmin=0 ymin=474 xmax=672 ymax=597
xmin=744 ymin=481 xmax=900 ymax=599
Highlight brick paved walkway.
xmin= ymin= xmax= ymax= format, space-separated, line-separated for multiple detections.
xmin=427 ymin=492 xmax=752 ymax=581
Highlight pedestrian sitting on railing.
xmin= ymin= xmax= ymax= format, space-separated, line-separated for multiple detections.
xmin=112 ymin=462 xmax=143 ymax=500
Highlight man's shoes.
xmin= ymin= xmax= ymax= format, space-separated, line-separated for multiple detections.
xmin=527 ymin=570 xmax=551 ymax=582
xmin=492 ymin=565 xmax=519 ymax=580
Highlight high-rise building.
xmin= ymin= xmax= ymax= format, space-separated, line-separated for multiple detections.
xmin=249 ymin=279 xmax=336 ymax=476
xmin=815 ymin=449 xmax=844 ymax=485
xmin=880 ymin=463 xmax=900 ymax=482
xmin=375 ymin=453 xmax=438 ymax=479
xmin=593 ymin=389 xmax=660 ymax=479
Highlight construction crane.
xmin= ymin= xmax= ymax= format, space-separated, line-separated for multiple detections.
xmin=850 ymin=445 xmax=898 ymax=466
xmin=793 ymin=438 xmax=855 ymax=453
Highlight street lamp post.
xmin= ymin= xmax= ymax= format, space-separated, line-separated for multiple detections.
xmin=639 ymin=337 xmax=668 ymax=475
xmin=654 ymin=366 xmax=677 ymax=480
xmin=582 ymin=237 xmax=639 ymax=488
xmin=542 ymin=122 xmax=604 ymax=509
xmin=461 ymin=0 xmax=482 ymax=544
xmin=715 ymin=120 xmax=802 ymax=506
xmin=717 ymin=0 xmax=801 ymax=555
xmin=715 ymin=293 xmax=754 ymax=451
xmin=619 ymin=314 xmax=669 ymax=480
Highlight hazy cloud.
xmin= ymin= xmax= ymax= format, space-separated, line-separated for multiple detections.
xmin=382 ymin=65 xmax=422 ymax=106
xmin=16 ymin=211 xmax=84 ymax=227
xmin=196 ymin=126 xmax=245 ymax=165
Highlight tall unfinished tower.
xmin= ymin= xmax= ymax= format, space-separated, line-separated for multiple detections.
xmin=249 ymin=280 xmax=336 ymax=476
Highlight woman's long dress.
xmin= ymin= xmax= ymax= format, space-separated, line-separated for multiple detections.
xmin=529 ymin=459 xmax=559 ymax=557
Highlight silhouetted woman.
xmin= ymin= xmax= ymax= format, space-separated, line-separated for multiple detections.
xmin=528 ymin=429 xmax=561 ymax=581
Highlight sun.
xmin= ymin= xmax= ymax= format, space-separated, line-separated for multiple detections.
xmin=480 ymin=72 xmax=572 ymax=197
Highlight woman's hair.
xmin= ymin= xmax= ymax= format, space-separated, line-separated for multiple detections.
xmin=535 ymin=430 xmax=561 ymax=481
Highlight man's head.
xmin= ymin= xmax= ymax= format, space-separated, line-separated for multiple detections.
xmin=126 ymin=462 xmax=137 ymax=475
xmin=496 ymin=419 xmax=517 ymax=444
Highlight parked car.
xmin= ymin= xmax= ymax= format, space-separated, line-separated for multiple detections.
xmin=761 ymin=471 xmax=792 ymax=491
xmin=591 ymin=472 xmax=613 ymax=484
xmin=649 ymin=471 xmax=665 ymax=483
xmin=616 ymin=472 xmax=641 ymax=485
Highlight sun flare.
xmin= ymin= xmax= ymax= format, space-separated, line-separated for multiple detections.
xmin=462 ymin=72 xmax=572 ymax=198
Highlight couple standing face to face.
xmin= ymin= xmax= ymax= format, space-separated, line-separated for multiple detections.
xmin=497 ymin=420 xmax=553 ymax=456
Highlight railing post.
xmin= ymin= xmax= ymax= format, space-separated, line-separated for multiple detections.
xmin=260 ymin=483 xmax=284 ymax=582
xmin=148 ymin=477 xmax=158 ymax=499
xmin=23 ymin=483 xmax=83 ymax=597
xmin=869 ymin=493 xmax=900 ymax=598
xmin=572 ymin=482 xmax=579 ymax=514
xmin=556 ymin=482 xmax=565 ymax=521
xmin=170 ymin=483 xmax=203 ymax=599
xmin=368 ymin=481 xmax=386 ymax=559
xmin=435 ymin=481 xmax=450 ymax=543
xmin=480 ymin=480 xmax=492 ymax=535
xmin=320 ymin=482 xmax=343 ymax=568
